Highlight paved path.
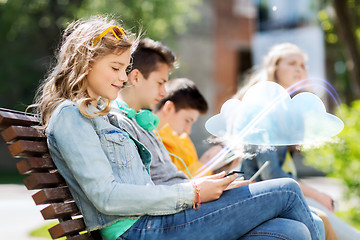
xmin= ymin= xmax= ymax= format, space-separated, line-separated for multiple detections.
xmin=0 ymin=177 xmax=351 ymax=239
xmin=0 ymin=184 xmax=51 ymax=240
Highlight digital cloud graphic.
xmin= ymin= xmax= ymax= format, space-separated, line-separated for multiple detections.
xmin=205 ymin=81 xmax=344 ymax=146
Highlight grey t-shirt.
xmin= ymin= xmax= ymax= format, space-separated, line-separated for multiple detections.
xmin=109 ymin=107 xmax=188 ymax=185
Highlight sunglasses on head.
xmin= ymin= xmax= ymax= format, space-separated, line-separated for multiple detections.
xmin=92 ymin=25 xmax=127 ymax=46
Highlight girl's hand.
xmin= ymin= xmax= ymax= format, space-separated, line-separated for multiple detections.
xmin=315 ymin=192 xmax=335 ymax=212
xmin=299 ymin=180 xmax=335 ymax=212
xmin=224 ymin=177 xmax=253 ymax=191
xmin=192 ymin=172 xmax=238 ymax=203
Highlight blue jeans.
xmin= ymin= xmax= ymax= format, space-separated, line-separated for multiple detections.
xmin=118 ymin=178 xmax=322 ymax=240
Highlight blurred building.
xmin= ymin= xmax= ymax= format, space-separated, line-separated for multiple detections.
xmin=211 ymin=0 xmax=325 ymax=112
xmin=174 ymin=0 xmax=325 ymax=176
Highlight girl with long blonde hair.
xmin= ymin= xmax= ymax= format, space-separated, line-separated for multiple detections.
xmin=234 ymin=43 xmax=311 ymax=100
xmin=32 ymin=16 xmax=133 ymax=126
xmin=239 ymin=42 xmax=360 ymax=240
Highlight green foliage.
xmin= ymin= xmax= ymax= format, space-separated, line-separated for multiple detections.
xmin=77 ymin=0 xmax=202 ymax=41
xmin=0 ymin=170 xmax=24 ymax=184
xmin=317 ymin=0 xmax=360 ymax=103
xmin=304 ymin=100 xmax=360 ymax=220
xmin=29 ymin=221 xmax=58 ymax=239
xmin=335 ymin=209 xmax=360 ymax=230
xmin=0 ymin=0 xmax=84 ymax=110
xmin=0 ymin=0 xmax=201 ymax=111
xmin=318 ymin=0 xmax=360 ymax=46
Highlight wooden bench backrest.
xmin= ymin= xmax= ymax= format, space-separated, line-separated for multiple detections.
xmin=0 ymin=108 xmax=101 ymax=240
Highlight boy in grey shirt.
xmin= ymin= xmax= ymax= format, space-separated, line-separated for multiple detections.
xmin=110 ymin=38 xmax=188 ymax=185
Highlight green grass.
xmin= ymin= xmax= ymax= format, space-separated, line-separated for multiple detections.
xmin=335 ymin=208 xmax=360 ymax=230
xmin=0 ymin=170 xmax=25 ymax=184
xmin=29 ymin=222 xmax=58 ymax=239
xmin=30 ymin=221 xmax=88 ymax=239
xmin=30 ymin=221 xmax=70 ymax=239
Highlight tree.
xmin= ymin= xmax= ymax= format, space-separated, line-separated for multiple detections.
xmin=318 ymin=0 xmax=360 ymax=103
xmin=333 ymin=0 xmax=360 ymax=99
xmin=304 ymin=100 xmax=360 ymax=226
xmin=0 ymin=0 xmax=201 ymax=110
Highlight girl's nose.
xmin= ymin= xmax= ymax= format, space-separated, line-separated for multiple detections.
xmin=120 ymin=70 xmax=128 ymax=83
xmin=295 ymin=65 xmax=305 ymax=71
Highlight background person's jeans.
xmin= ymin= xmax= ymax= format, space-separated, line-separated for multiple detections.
xmin=306 ymin=197 xmax=360 ymax=240
xmin=118 ymin=178 xmax=323 ymax=240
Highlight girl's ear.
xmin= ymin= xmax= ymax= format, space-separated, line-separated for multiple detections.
xmin=162 ymin=100 xmax=176 ymax=115
xmin=127 ymin=69 xmax=142 ymax=86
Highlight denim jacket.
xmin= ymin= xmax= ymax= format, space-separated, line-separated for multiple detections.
xmin=109 ymin=104 xmax=189 ymax=185
xmin=46 ymin=100 xmax=194 ymax=231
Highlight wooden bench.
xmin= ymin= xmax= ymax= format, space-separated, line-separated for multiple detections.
xmin=0 ymin=108 xmax=101 ymax=240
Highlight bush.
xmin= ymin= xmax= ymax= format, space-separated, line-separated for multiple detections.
xmin=304 ymin=100 xmax=360 ymax=223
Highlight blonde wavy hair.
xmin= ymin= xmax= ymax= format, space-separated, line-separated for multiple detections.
xmin=30 ymin=15 xmax=135 ymax=127
xmin=234 ymin=43 xmax=307 ymax=100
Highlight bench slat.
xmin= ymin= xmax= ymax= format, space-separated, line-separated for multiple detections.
xmin=66 ymin=233 xmax=95 ymax=240
xmin=0 ymin=107 xmax=101 ymax=239
xmin=8 ymin=140 xmax=48 ymax=157
xmin=32 ymin=187 xmax=73 ymax=205
xmin=23 ymin=172 xmax=65 ymax=190
xmin=1 ymin=125 xmax=45 ymax=143
xmin=0 ymin=110 xmax=39 ymax=129
xmin=48 ymin=218 xmax=87 ymax=239
xmin=16 ymin=157 xmax=55 ymax=174
xmin=41 ymin=202 xmax=80 ymax=220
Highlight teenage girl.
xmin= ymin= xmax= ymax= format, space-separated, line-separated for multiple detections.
xmin=31 ymin=16 xmax=322 ymax=240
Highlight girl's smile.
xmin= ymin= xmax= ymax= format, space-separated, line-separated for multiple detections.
xmin=87 ymin=50 xmax=131 ymax=106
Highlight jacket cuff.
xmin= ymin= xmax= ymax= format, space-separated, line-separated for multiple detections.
xmin=176 ymin=181 xmax=195 ymax=210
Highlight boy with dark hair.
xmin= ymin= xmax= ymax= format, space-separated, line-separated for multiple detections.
xmin=153 ymin=78 xmax=213 ymax=177
xmin=130 ymin=39 xmax=176 ymax=79
xmin=110 ymin=38 xmax=189 ymax=184
xmin=153 ymin=78 xmax=208 ymax=115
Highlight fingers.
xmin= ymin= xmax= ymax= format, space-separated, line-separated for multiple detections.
xmin=205 ymin=171 xmax=226 ymax=179
xmin=325 ymin=202 xmax=333 ymax=212
xmin=324 ymin=195 xmax=334 ymax=210
xmin=225 ymin=178 xmax=252 ymax=191
xmin=203 ymin=172 xmax=238 ymax=191
xmin=219 ymin=172 xmax=238 ymax=188
xmin=318 ymin=193 xmax=335 ymax=212
xmin=330 ymin=199 xmax=335 ymax=212
xmin=326 ymin=198 xmax=335 ymax=212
